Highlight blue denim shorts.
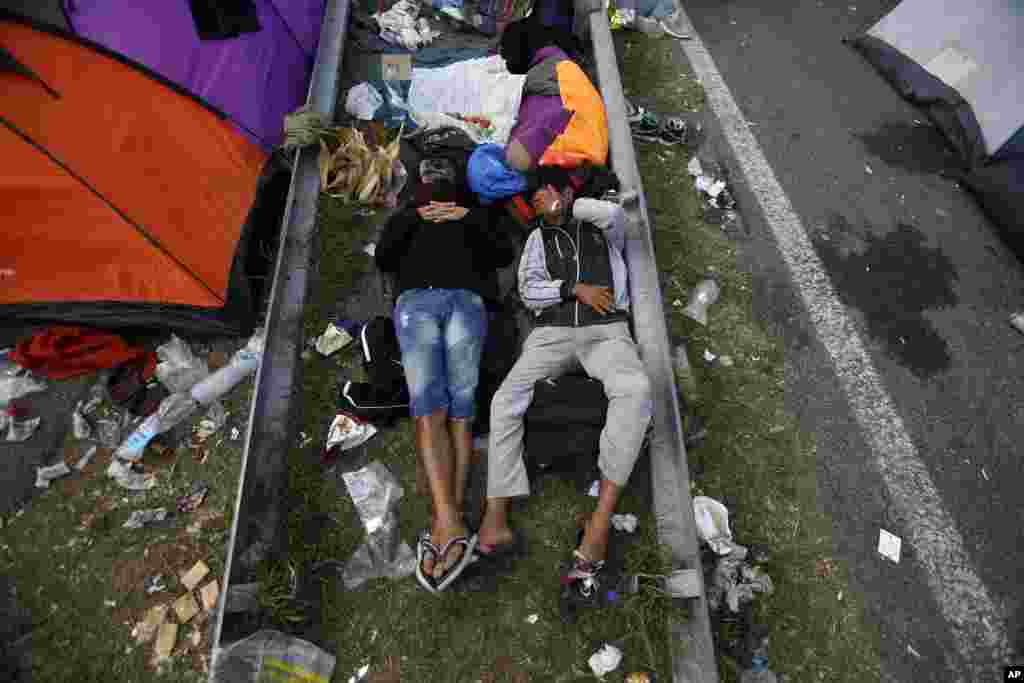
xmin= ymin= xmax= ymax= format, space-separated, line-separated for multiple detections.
xmin=394 ymin=288 xmax=487 ymax=419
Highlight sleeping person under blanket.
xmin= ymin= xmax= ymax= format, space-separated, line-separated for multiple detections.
xmin=499 ymin=17 xmax=609 ymax=172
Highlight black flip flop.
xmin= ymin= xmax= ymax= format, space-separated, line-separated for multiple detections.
xmin=474 ymin=529 xmax=528 ymax=573
xmin=433 ymin=534 xmax=479 ymax=593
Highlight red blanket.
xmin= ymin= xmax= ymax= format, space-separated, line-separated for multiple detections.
xmin=11 ymin=326 xmax=150 ymax=380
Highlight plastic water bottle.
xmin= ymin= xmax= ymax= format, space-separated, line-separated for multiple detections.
xmin=739 ymin=639 xmax=778 ymax=683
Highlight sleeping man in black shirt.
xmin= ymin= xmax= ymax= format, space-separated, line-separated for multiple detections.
xmin=375 ymin=160 xmax=516 ymax=593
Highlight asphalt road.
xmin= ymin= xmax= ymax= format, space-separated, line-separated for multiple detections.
xmin=673 ymin=0 xmax=1024 ymax=679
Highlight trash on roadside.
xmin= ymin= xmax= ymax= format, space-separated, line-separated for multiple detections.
xmin=200 ymin=580 xmax=220 ymax=612
xmin=74 ymin=444 xmax=97 ymax=470
xmin=525 ymin=613 xmax=539 ymax=624
xmin=177 ymin=481 xmax=210 ymax=514
xmin=315 ymin=323 xmax=354 ymax=357
xmin=362 ymin=242 xmax=377 ymax=257
xmin=340 ymin=461 xmax=416 ymax=589
xmin=156 ymin=335 xmax=210 ymax=394
xmin=703 ymin=349 xmax=717 ymax=363
xmin=323 ymin=412 xmax=378 ymax=462
xmin=683 ymin=279 xmax=720 ymax=326
xmin=611 ymin=513 xmax=638 ymax=533
xmin=115 ymin=392 xmax=198 ymax=462
xmin=182 ymin=560 xmax=211 ymax=592
xmin=123 ymin=507 xmax=169 ymax=529
xmin=189 ymin=328 xmax=264 ymax=407
xmin=0 ymin=364 xmax=46 ymax=408
xmin=35 ymin=461 xmax=71 ymax=488
xmin=95 ymin=418 xmax=121 ymax=448
xmin=154 ymin=622 xmax=178 ymax=662
xmin=107 ymin=459 xmax=156 ymax=491
xmin=210 ymin=629 xmax=336 ymax=683
xmin=877 ymin=528 xmax=902 ymax=563
xmin=173 ymin=592 xmax=201 ymax=623
xmin=1010 ymin=312 xmax=1024 ymax=336
xmin=687 ymin=156 xmax=736 ymax=210
xmin=133 ymin=604 xmax=169 ymax=644
xmin=230 ymin=427 xmax=240 ymax=441
xmin=347 ymin=663 xmax=371 ymax=683
xmin=5 ymin=414 xmax=41 ymax=442
xmin=588 ymin=643 xmax=623 ymax=678
xmin=707 ymin=554 xmax=774 ymax=613
xmin=865 ymin=164 xmax=873 ymax=175
xmin=72 ymin=400 xmax=93 ymax=440
xmin=693 ymin=496 xmax=735 ymax=555
xmin=145 ymin=574 xmax=167 ymax=595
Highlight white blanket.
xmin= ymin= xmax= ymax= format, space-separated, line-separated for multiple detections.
xmin=408 ymin=56 xmax=526 ymax=145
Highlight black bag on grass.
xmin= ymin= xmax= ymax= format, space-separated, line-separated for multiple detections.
xmin=338 ymin=317 xmax=409 ymax=424
xmin=523 ymin=374 xmax=608 ymax=485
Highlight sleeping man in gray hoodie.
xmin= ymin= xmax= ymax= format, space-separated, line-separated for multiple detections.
xmin=476 ymin=182 xmax=653 ymax=600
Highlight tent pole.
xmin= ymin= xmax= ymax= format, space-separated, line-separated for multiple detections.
xmin=575 ymin=1 xmax=720 ymax=680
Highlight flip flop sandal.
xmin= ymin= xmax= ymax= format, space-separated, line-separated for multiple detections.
xmin=659 ymin=116 xmax=691 ymax=146
xmin=415 ymin=532 xmax=440 ymax=594
xmin=433 ymin=533 xmax=479 ymax=593
xmin=474 ymin=529 xmax=528 ymax=572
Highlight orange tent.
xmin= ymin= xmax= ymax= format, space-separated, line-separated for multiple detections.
xmin=0 ymin=13 xmax=270 ymax=334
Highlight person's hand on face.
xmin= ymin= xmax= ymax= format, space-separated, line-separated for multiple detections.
xmin=532 ymin=185 xmax=566 ymax=224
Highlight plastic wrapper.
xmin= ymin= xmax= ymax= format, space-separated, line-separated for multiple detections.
xmin=589 ymin=643 xmax=623 ymax=677
xmin=324 ymin=413 xmax=378 ymax=458
xmin=345 ymin=83 xmax=383 ymax=121
xmin=708 ymin=556 xmax=773 ymax=613
xmin=315 ymin=323 xmax=353 ymax=357
xmin=107 ymin=459 xmax=157 ymax=491
xmin=35 ymin=461 xmax=70 ymax=488
xmin=341 ymin=461 xmax=416 ymax=589
xmin=0 ymin=363 xmax=46 ymax=408
xmin=123 ymin=508 xmax=169 ymax=529
xmin=6 ymin=415 xmax=41 ymax=442
xmin=211 ymin=630 xmax=336 ymax=683
xmin=155 ymin=335 xmax=210 ymax=393
xmin=189 ymin=328 xmax=264 ymax=406
xmin=693 ymin=496 xmax=734 ymax=555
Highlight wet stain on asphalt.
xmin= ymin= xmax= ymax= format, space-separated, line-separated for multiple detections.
xmin=855 ymin=122 xmax=962 ymax=175
xmin=815 ymin=213 xmax=958 ymax=377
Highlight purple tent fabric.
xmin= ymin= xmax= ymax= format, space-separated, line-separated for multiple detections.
xmin=63 ymin=0 xmax=325 ymax=148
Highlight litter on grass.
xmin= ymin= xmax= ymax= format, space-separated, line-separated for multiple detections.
xmin=693 ymin=496 xmax=734 ymax=555
xmin=315 ymin=323 xmax=353 ymax=357
xmin=74 ymin=444 xmax=97 ymax=470
xmin=177 ymin=482 xmax=210 ymax=514
xmin=526 ymin=613 xmax=539 ymax=624
xmin=72 ymin=400 xmax=93 ymax=440
xmin=707 ymin=554 xmax=773 ymax=613
xmin=145 ymin=574 xmax=167 ymax=594
xmin=107 ymin=459 xmax=156 ymax=491
xmin=348 ymin=663 xmax=371 ymax=683
xmin=588 ymin=643 xmax=623 ymax=677
xmin=123 ymin=508 xmax=169 ymax=529
xmin=878 ymin=528 xmax=902 ymax=563
xmin=687 ymin=156 xmax=736 ymax=210
xmin=611 ymin=513 xmax=638 ymax=533
xmin=5 ymin=414 xmax=40 ymax=442
xmin=210 ymin=630 xmax=336 ymax=683
xmin=340 ymin=462 xmax=416 ymax=589
xmin=181 ymin=560 xmax=211 ymax=592
xmin=682 ymin=279 xmax=720 ymax=326
xmin=703 ymin=349 xmax=717 ymax=363
xmin=324 ymin=412 xmax=378 ymax=457
xmin=35 ymin=461 xmax=70 ymax=488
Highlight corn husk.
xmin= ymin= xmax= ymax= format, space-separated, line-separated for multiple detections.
xmin=313 ymin=123 xmax=405 ymax=205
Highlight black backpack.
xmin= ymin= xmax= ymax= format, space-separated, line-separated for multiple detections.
xmin=523 ymin=374 xmax=608 ymax=488
xmin=338 ymin=317 xmax=410 ymax=425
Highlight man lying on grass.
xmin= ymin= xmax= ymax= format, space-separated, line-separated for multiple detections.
xmin=477 ymin=181 xmax=653 ymax=600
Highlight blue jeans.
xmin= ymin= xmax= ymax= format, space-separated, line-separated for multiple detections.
xmin=394 ymin=289 xmax=487 ymax=419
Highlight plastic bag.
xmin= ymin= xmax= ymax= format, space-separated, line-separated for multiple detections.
xmin=155 ymin=335 xmax=209 ymax=394
xmin=345 ymin=83 xmax=383 ymax=121
xmin=211 ymin=630 xmax=336 ymax=683
xmin=693 ymin=495 xmax=734 ymax=555
xmin=341 ymin=462 xmax=416 ymax=589
xmin=468 ymin=143 xmax=528 ymax=205
xmin=0 ymin=355 xmax=45 ymax=408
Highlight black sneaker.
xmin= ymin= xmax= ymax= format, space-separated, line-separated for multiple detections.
xmin=658 ymin=115 xmax=695 ymax=146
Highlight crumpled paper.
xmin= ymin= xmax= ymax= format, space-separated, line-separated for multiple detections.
xmin=588 ymin=643 xmax=623 ymax=678
xmin=325 ymin=413 xmax=378 ymax=457
xmin=611 ymin=513 xmax=638 ymax=533
xmin=707 ymin=555 xmax=773 ymax=613
xmin=315 ymin=323 xmax=353 ymax=357
xmin=693 ymin=496 xmax=734 ymax=555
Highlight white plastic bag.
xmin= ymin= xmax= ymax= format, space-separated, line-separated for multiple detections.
xmin=693 ymin=495 xmax=734 ymax=555
xmin=211 ymin=630 xmax=336 ymax=683
xmin=155 ymin=335 xmax=209 ymax=393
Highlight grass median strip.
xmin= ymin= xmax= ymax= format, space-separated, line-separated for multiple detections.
xmin=619 ymin=31 xmax=882 ymax=681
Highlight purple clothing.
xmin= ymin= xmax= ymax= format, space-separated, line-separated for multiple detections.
xmin=63 ymin=0 xmax=325 ymax=149
xmin=509 ymin=47 xmax=574 ymax=161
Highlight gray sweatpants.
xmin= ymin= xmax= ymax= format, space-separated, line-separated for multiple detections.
xmin=487 ymin=322 xmax=653 ymax=498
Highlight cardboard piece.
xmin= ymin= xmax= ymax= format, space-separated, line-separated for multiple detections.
xmin=181 ymin=560 xmax=210 ymax=591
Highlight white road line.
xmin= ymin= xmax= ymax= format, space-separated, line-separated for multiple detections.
xmin=668 ymin=6 xmax=1012 ymax=678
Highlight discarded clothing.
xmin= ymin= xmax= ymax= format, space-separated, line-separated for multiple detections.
xmin=375 ymin=0 xmax=439 ymax=50
xmin=408 ymin=55 xmax=525 ymax=145
xmin=11 ymin=327 xmax=149 ymax=380
xmin=413 ymin=45 xmax=493 ymax=68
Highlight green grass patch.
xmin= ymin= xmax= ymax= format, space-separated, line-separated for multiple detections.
xmin=1 ymin=378 xmax=254 ymax=682
xmin=619 ymin=32 xmax=882 ymax=681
